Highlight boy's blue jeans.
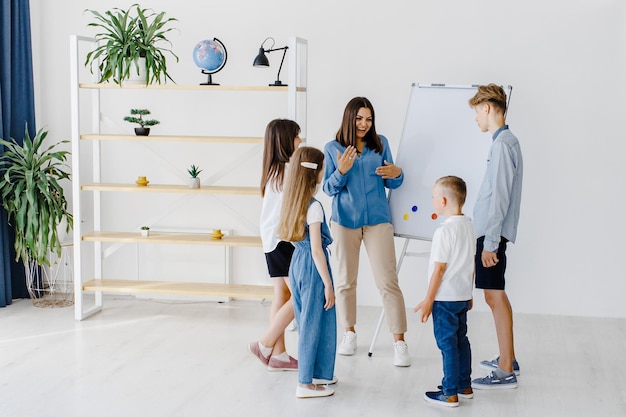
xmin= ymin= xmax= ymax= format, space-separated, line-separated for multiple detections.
xmin=432 ymin=300 xmax=472 ymax=396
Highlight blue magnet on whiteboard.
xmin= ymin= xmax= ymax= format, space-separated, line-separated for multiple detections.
xmin=412 ymin=205 xmax=418 ymax=212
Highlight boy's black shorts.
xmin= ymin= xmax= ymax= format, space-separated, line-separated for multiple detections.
xmin=475 ymin=236 xmax=508 ymax=290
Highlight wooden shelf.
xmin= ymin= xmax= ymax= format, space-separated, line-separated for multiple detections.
xmin=80 ymin=134 xmax=263 ymax=144
xmin=82 ymin=279 xmax=273 ymax=299
xmin=78 ymin=83 xmax=305 ymax=92
xmin=70 ymin=36 xmax=308 ymax=319
xmin=83 ymin=231 xmax=262 ymax=247
xmin=81 ymin=183 xmax=260 ymax=195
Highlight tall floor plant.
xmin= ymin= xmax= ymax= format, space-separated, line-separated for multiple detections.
xmin=0 ymin=126 xmax=73 ymax=304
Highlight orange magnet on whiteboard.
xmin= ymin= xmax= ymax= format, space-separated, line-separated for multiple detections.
xmin=431 ymin=213 xmax=438 ymax=220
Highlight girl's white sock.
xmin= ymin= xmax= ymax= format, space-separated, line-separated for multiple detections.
xmin=258 ymin=342 xmax=272 ymax=358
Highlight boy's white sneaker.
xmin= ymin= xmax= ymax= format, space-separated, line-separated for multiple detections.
xmin=393 ymin=340 xmax=411 ymax=367
xmin=337 ymin=331 xmax=357 ymax=356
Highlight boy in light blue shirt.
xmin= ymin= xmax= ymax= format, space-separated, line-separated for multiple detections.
xmin=468 ymin=84 xmax=523 ymax=389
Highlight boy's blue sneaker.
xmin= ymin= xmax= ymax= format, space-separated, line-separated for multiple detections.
xmin=424 ymin=390 xmax=459 ymax=407
xmin=480 ymin=355 xmax=520 ymax=375
xmin=472 ymin=370 xmax=518 ymax=390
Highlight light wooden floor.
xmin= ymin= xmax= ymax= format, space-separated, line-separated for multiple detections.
xmin=1 ymin=296 xmax=625 ymax=417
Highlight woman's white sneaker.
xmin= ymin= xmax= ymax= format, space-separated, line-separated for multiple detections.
xmin=337 ymin=331 xmax=357 ymax=355
xmin=393 ymin=340 xmax=411 ymax=367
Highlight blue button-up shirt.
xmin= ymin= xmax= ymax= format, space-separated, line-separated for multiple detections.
xmin=473 ymin=125 xmax=523 ymax=252
xmin=323 ymin=135 xmax=403 ymax=229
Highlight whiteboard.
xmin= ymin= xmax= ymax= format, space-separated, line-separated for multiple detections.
xmin=389 ymin=83 xmax=512 ymax=241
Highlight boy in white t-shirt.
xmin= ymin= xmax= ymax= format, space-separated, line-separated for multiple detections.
xmin=414 ymin=176 xmax=476 ymax=408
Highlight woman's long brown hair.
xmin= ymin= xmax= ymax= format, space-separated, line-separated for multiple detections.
xmin=335 ymin=97 xmax=382 ymax=154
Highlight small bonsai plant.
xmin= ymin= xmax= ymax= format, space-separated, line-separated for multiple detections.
xmin=140 ymin=225 xmax=150 ymax=237
xmin=124 ymin=109 xmax=160 ymax=136
xmin=187 ymin=164 xmax=202 ymax=188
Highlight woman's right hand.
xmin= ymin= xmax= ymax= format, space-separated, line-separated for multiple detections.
xmin=337 ymin=145 xmax=357 ymax=175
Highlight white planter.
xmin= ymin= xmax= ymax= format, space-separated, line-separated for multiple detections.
xmin=127 ymin=57 xmax=147 ymax=84
xmin=189 ymin=177 xmax=200 ymax=189
xmin=25 ymin=259 xmax=73 ymax=308
xmin=141 ymin=229 xmax=150 ymax=237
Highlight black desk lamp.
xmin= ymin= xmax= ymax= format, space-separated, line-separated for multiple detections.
xmin=253 ymin=37 xmax=288 ymax=87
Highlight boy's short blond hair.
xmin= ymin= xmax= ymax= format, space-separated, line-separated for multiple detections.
xmin=436 ymin=176 xmax=467 ymax=206
xmin=468 ymin=83 xmax=507 ymax=114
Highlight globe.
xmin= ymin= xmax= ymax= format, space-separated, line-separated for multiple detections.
xmin=192 ymin=38 xmax=227 ymax=85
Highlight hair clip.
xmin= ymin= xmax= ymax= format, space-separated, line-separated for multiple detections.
xmin=300 ymin=161 xmax=318 ymax=169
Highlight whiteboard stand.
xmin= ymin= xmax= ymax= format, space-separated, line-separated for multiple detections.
xmin=368 ymin=237 xmax=429 ymax=356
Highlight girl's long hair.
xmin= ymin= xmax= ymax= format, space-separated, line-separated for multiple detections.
xmin=335 ymin=96 xmax=382 ymax=154
xmin=260 ymin=119 xmax=300 ymax=197
xmin=277 ymin=146 xmax=325 ymax=242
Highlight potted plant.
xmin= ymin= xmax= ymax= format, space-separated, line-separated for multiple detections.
xmin=0 ymin=126 xmax=73 ymax=306
xmin=84 ymin=4 xmax=178 ymax=85
xmin=124 ymin=109 xmax=160 ymax=136
xmin=187 ymin=164 xmax=202 ymax=188
xmin=140 ymin=226 xmax=150 ymax=237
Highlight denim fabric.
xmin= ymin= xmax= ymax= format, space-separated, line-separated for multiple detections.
xmin=323 ymin=135 xmax=403 ymax=229
xmin=432 ymin=301 xmax=472 ymax=396
xmin=290 ymin=199 xmax=337 ymax=384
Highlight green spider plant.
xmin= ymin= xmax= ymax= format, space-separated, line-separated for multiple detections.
xmin=84 ymin=4 xmax=178 ymax=85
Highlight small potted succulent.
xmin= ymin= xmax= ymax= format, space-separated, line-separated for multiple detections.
xmin=187 ymin=164 xmax=202 ymax=188
xmin=140 ymin=226 xmax=150 ymax=237
xmin=124 ymin=108 xmax=160 ymax=136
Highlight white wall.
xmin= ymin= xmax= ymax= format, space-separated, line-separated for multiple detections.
xmin=29 ymin=0 xmax=626 ymax=318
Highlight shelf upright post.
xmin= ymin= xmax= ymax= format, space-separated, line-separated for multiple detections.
xmin=287 ymin=37 xmax=307 ymax=140
xmin=70 ymin=35 xmax=103 ymax=320
xmin=69 ymin=35 xmax=82 ymax=320
xmin=91 ymin=58 xmax=103 ymax=311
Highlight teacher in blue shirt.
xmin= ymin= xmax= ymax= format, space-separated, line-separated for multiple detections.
xmin=323 ymin=97 xmax=410 ymax=367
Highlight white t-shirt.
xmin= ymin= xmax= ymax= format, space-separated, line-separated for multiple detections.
xmin=306 ymin=200 xmax=324 ymax=225
xmin=428 ymin=215 xmax=476 ymax=301
xmin=260 ymin=177 xmax=286 ymax=253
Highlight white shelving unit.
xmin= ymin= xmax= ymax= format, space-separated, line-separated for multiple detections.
xmin=70 ymin=35 xmax=307 ymax=320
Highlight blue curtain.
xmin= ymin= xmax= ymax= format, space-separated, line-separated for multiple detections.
xmin=0 ymin=0 xmax=36 ymax=306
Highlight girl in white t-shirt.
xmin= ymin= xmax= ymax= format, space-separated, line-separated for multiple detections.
xmin=277 ymin=147 xmax=336 ymax=398
xmin=249 ymin=119 xmax=301 ymax=371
